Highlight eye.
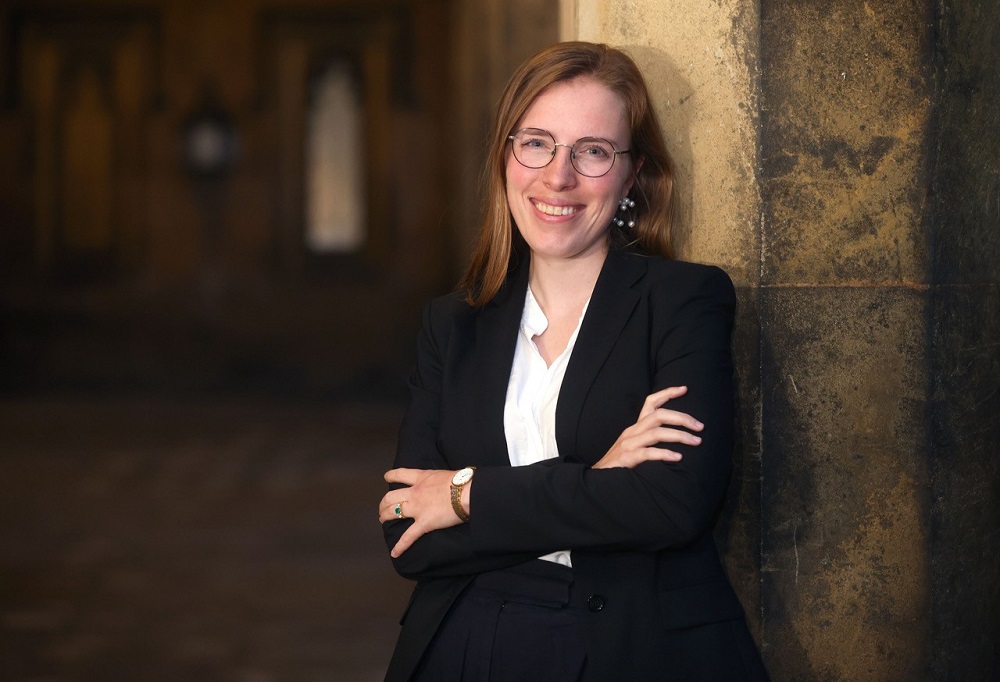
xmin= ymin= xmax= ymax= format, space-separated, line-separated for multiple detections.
xmin=577 ymin=140 xmax=612 ymax=159
xmin=519 ymin=131 xmax=552 ymax=150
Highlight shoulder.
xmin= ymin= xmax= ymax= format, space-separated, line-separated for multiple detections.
xmin=624 ymin=256 xmax=738 ymax=352
xmin=621 ymin=253 xmax=736 ymax=304
xmin=421 ymin=290 xmax=473 ymax=340
xmin=425 ymin=290 xmax=471 ymax=320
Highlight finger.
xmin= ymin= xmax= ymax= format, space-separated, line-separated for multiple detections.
xmin=642 ymin=407 xmax=703 ymax=432
xmin=651 ymin=426 xmax=702 ymax=446
xmin=384 ymin=468 xmax=420 ymax=485
xmin=639 ymin=386 xmax=687 ymax=419
xmin=618 ymin=430 xmax=663 ymax=451
xmin=379 ymin=490 xmax=404 ymax=513
xmin=625 ymin=426 xmax=702 ymax=449
xmin=621 ymin=446 xmax=684 ymax=466
xmin=639 ymin=447 xmax=683 ymax=463
xmin=378 ymin=494 xmax=392 ymax=519
xmin=601 ymin=446 xmax=683 ymax=469
xmin=380 ymin=498 xmax=410 ymax=522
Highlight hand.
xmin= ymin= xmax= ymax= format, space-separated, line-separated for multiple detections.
xmin=379 ymin=468 xmax=467 ymax=558
xmin=592 ymin=386 xmax=703 ymax=469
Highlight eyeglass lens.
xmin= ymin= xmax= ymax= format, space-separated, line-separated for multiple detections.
xmin=510 ymin=129 xmax=619 ymax=177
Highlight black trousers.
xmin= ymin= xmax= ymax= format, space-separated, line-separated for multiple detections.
xmin=410 ymin=559 xmax=769 ymax=681
xmin=413 ymin=560 xmax=586 ymax=681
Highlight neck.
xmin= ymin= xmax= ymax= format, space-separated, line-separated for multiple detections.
xmin=528 ymin=248 xmax=607 ymax=314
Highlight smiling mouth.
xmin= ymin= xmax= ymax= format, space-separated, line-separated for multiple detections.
xmin=532 ymin=200 xmax=579 ymax=216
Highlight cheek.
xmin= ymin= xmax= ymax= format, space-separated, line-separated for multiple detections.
xmin=505 ymin=165 xmax=537 ymax=219
xmin=505 ymin=156 xmax=529 ymax=191
xmin=504 ymin=172 xmax=517 ymax=208
xmin=599 ymin=175 xmax=630 ymax=210
xmin=615 ymin=162 xmax=636 ymax=197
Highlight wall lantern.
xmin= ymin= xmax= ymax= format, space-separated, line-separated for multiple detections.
xmin=180 ymin=86 xmax=239 ymax=180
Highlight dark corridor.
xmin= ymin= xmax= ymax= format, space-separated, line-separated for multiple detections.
xmin=0 ymin=1 xmax=557 ymax=678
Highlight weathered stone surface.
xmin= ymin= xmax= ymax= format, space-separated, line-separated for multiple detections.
xmin=760 ymin=0 xmax=932 ymax=286
xmin=573 ymin=1 xmax=1000 ymax=677
xmin=929 ymin=285 xmax=1000 ymax=679
xmin=576 ymin=0 xmax=761 ymax=285
xmin=931 ymin=0 xmax=1000 ymax=285
xmin=928 ymin=2 xmax=1000 ymax=676
xmin=761 ymin=286 xmax=930 ymax=679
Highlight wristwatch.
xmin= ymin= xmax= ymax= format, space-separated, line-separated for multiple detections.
xmin=450 ymin=467 xmax=476 ymax=522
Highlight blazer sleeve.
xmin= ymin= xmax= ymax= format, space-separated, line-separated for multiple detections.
xmin=468 ymin=266 xmax=737 ymax=555
xmin=382 ymin=296 xmax=539 ymax=580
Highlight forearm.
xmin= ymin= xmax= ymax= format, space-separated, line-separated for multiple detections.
xmin=469 ymin=454 xmax=727 ymax=556
xmin=384 ymin=517 xmax=538 ymax=580
xmin=470 ymin=341 xmax=735 ymax=555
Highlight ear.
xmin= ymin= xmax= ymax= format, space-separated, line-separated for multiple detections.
xmin=633 ymin=154 xmax=645 ymax=178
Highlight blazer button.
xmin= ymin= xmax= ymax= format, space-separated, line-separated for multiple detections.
xmin=587 ymin=594 xmax=606 ymax=613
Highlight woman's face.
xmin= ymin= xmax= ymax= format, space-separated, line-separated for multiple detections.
xmin=505 ymin=77 xmax=635 ymax=266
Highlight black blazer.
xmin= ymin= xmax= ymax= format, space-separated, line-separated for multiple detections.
xmin=383 ymin=250 xmax=752 ymax=681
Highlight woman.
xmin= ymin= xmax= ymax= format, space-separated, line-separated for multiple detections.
xmin=378 ymin=42 xmax=767 ymax=681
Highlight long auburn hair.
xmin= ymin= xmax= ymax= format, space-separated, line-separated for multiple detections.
xmin=459 ymin=41 xmax=675 ymax=307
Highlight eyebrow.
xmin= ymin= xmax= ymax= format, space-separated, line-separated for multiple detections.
xmin=520 ymin=127 xmax=625 ymax=146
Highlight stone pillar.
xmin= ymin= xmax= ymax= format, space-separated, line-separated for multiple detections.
xmin=758 ymin=1 xmax=933 ymax=677
xmin=571 ymin=0 xmax=1000 ymax=678
xmin=926 ymin=1 xmax=1000 ymax=677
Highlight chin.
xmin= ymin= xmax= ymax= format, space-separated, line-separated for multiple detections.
xmin=532 ymin=243 xmax=604 ymax=262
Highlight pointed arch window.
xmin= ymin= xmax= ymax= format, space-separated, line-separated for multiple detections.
xmin=304 ymin=60 xmax=365 ymax=254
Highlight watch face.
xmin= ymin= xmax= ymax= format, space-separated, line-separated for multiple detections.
xmin=452 ymin=467 xmax=474 ymax=485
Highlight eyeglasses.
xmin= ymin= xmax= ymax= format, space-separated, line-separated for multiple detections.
xmin=507 ymin=128 xmax=630 ymax=178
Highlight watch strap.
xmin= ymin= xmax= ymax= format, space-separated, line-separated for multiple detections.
xmin=450 ymin=483 xmax=470 ymax=522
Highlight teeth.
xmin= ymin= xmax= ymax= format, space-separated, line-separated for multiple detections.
xmin=533 ymin=200 xmax=577 ymax=216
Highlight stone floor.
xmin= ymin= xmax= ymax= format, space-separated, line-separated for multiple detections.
xmin=0 ymin=395 xmax=413 ymax=681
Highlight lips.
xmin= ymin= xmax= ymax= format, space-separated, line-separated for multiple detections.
xmin=532 ymin=199 xmax=579 ymax=216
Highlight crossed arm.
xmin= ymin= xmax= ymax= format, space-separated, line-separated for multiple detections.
xmin=378 ymin=268 xmax=736 ymax=580
xmin=378 ymin=384 xmax=704 ymax=558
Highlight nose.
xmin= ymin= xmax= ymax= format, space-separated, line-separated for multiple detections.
xmin=542 ymin=144 xmax=578 ymax=190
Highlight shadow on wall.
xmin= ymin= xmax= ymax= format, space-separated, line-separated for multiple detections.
xmin=622 ymin=46 xmax=698 ymax=255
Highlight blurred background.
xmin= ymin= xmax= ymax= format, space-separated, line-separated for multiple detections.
xmin=0 ymin=0 xmax=560 ymax=678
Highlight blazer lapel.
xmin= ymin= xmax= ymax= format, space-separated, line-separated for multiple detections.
xmin=557 ymin=250 xmax=646 ymax=459
xmin=473 ymin=257 xmax=529 ymax=467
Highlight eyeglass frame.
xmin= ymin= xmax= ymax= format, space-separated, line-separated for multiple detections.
xmin=507 ymin=128 xmax=632 ymax=178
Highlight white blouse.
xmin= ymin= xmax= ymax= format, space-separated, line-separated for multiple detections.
xmin=503 ymin=287 xmax=590 ymax=567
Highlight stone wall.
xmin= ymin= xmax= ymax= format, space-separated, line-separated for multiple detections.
xmin=758 ymin=1 xmax=932 ymax=676
xmin=928 ymin=0 xmax=1000 ymax=677
xmin=572 ymin=0 xmax=1000 ymax=677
